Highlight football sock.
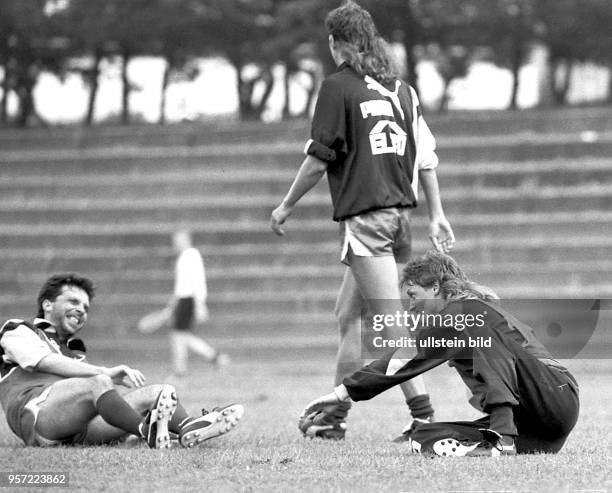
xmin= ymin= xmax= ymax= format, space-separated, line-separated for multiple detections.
xmin=169 ymin=402 xmax=191 ymax=433
xmin=95 ymin=389 xmax=143 ymax=436
xmin=489 ymin=405 xmax=518 ymax=437
xmin=407 ymin=394 xmax=434 ymax=420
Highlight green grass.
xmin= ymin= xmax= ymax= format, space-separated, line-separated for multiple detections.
xmin=1 ymin=342 xmax=611 ymax=492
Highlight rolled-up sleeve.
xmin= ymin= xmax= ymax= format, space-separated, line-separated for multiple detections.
xmin=1 ymin=325 xmax=53 ymax=371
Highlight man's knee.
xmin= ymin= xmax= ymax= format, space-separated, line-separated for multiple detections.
xmin=122 ymin=384 xmax=166 ymax=414
xmin=142 ymin=384 xmax=164 ymax=402
xmin=87 ymin=374 xmax=114 ymax=400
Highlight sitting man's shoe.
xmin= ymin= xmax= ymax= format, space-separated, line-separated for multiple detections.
xmin=393 ymin=416 xmax=433 ymax=443
xmin=141 ymin=384 xmax=178 ymax=449
xmin=179 ymin=404 xmax=244 ymax=448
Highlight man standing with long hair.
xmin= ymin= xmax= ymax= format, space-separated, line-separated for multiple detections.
xmin=271 ymin=1 xmax=455 ymax=440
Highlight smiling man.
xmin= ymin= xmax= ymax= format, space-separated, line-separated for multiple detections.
xmin=0 ymin=273 xmax=243 ymax=448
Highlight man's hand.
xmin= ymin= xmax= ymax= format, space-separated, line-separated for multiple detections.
xmin=299 ymin=392 xmax=341 ymax=420
xmin=298 ymin=386 xmax=350 ymax=423
xmin=429 ymin=215 xmax=455 ymax=253
xmin=270 ymin=203 xmax=293 ymax=236
xmin=103 ymin=365 xmax=146 ymax=388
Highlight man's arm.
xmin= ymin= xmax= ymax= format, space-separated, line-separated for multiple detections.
xmin=270 ymin=154 xmax=328 ymax=236
xmin=36 ymin=353 xmax=145 ymax=387
xmin=0 ymin=323 xmax=145 ymax=387
xmin=409 ymin=85 xmax=455 ymax=253
xmin=299 ymin=354 xmax=448 ymax=419
xmin=419 ymin=168 xmax=455 ymax=252
xmin=299 ymin=324 xmax=470 ymax=419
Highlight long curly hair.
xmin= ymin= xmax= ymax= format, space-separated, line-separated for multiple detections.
xmin=401 ymin=250 xmax=468 ymax=289
xmin=401 ymin=251 xmax=499 ymax=302
xmin=325 ymin=1 xmax=399 ymax=84
xmin=438 ymin=278 xmax=499 ymax=302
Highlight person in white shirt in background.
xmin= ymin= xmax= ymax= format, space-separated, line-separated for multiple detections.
xmin=169 ymin=229 xmax=229 ymax=376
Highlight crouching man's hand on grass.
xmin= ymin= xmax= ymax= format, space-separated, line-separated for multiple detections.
xmin=298 ymin=385 xmax=351 ymax=432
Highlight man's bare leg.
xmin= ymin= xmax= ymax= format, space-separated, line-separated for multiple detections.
xmin=35 ymin=375 xmax=144 ymax=441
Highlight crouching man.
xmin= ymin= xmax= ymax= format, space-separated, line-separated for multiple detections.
xmin=299 ymin=252 xmax=579 ymax=457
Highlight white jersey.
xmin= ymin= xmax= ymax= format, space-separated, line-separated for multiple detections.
xmin=174 ymin=247 xmax=207 ymax=302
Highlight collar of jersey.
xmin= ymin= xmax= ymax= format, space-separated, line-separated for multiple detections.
xmin=32 ymin=318 xmax=55 ymax=333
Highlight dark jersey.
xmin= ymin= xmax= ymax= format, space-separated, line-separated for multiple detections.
xmin=343 ymin=299 xmax=569 ymax=414
xmin=305 ymin=63 xmax=438 ymax=221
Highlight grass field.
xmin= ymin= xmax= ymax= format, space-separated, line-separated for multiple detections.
xmin=1 ymin=334 xmax=611 ymax=493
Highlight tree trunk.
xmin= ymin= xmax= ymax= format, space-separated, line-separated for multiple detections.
xmin=507 ymin=43 xmax=523 ymax=110
xmin=255 ymin=68 xmax=274 ymax=118
xmin=0 ymin=62 xmax=9 ymax=124
xmin=159 ymin=59 xmax=171 ymax=125
xmin=121 ymin=49 xmax=131 ymax=125
xmin=404 ymin=41 xmax=420 ymax=98
xmin=15 ymin=64 xmax=37 ymax=128
xmin=559 ymin=60 xmax=573 ymax=106
xmin=282 ymin=64 xmax=291 ymax=120
xmin=608 ymin=65 xmax=612 ymax=103
xmin=234 ymin=61 xmax=252 ymax=120
xmin=549 ymin=59 xmax=562 ymax=106
xmin=234 ymin=59 xmax=271 ymax=121
xmin=550 ymin=58 xmax=573 ymax=106
xmin=438 ymin=78 xmax=452 ymax=112
xmin=297 ymin=69 xmax=318 ymax=118
xmin=83 ymin=50 xmax=102 ymax=127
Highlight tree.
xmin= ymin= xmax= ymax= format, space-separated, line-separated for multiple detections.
xmin=195 ymin=0 xmax=279 ymax=121
xmin=52 ymin=1 xmax=117 ymax=126
xmin=475 ymin=0 xmax=538 ymax=110
xmin=274 ymin=0 xmax=332 ymax=119
xmin=415 ymin=0 xmax=538 ymax=111
xmin=534 ymin=0 xmax=612 ymax=106
xmin=365 ymin=0 xmax=423 ymax=95
xmin=411 ymin=0 xmax=482 ymax=111
xmin=150 ymin=0 xmax=214 ymax=125
xmin=0 ymin=0 xmax=66 ymax=127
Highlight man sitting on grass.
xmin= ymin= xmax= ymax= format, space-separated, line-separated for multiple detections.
xmin=0 ymin=273 xmax=243 ymax=448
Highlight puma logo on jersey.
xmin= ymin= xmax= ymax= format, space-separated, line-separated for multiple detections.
xmin=360 ymin=100 xmax=394 ymax=118
xmin=369 ymin=120 xmax=407 ymax=156
xmin=364 ymin=76 xmax=405 ymax=120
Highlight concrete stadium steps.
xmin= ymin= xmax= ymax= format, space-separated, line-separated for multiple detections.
xmin=1 ymin=132 xmax=612 ymax=176
xmin=1 ymin=184 xmax=611 ymax=223
xmin=2 ymin=260 xmax=611 ymax=297
xmin=1 ymin=235 xmax=611 ymax=274
xmin=426 ymin=107 xmax=612 ymax=136
xmin=0 ymin=232 xmax=612 ymax=272
xmin=1 ymin=211 xmax=611 ymax=249
xmin=1 ymin=109 xmax=611 ymax=332
xmin=1 ymin=158 xmax=611 ymax=203
xmin=0 ymin=106 xmax=610 ymax=151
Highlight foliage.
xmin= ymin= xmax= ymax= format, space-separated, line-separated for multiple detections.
xmin=1 ymin=0 xmax=611 ymax=126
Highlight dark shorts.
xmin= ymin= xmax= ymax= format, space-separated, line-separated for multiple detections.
xmin=174 ymin=297 xmax=195 ymax=331
xmin=339 ymin=207 xmax=412 ymax=265
xmin=7 ymin=385 xmax=65 ymax=446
